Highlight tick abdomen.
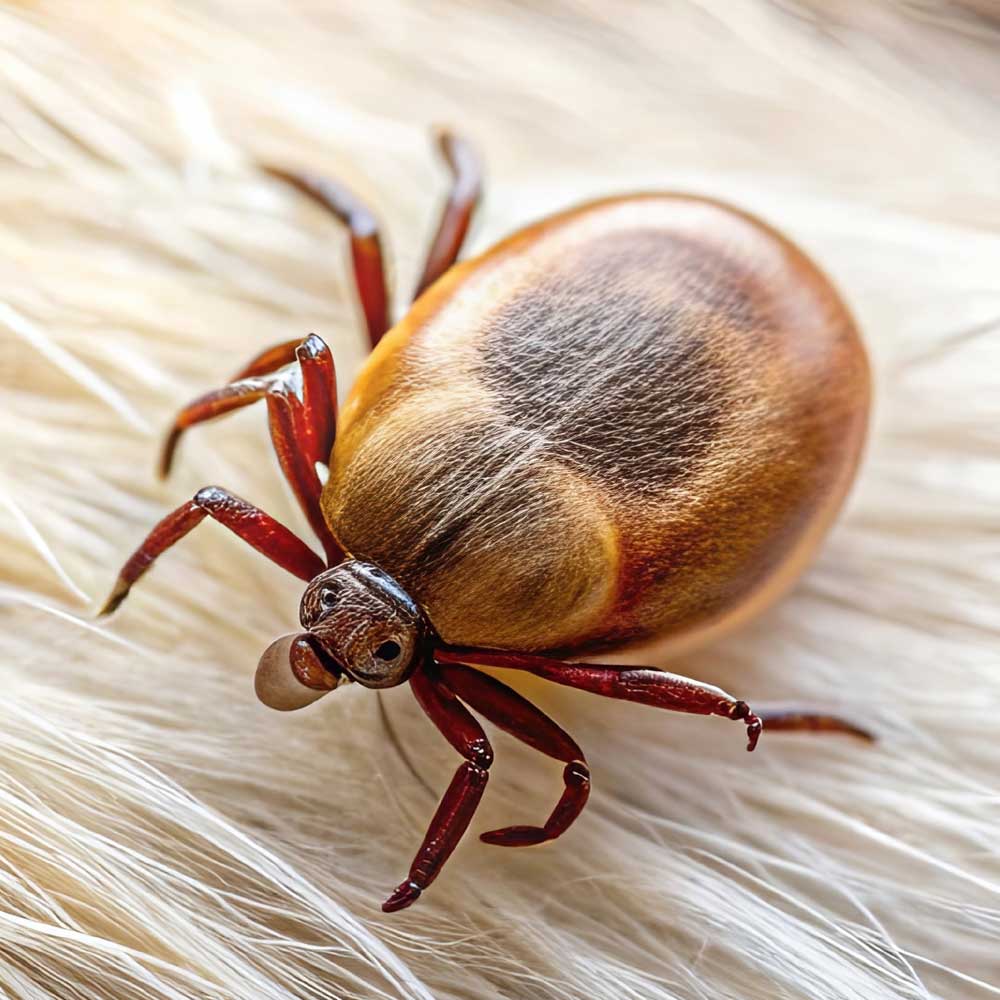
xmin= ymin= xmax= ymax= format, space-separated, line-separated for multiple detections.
xmin=325 ymin=195 xmax=870 ymax=655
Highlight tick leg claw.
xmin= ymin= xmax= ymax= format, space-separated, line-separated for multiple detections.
xmin=382 ymin=880 xmax=422 ymax=913
xmin=731 ymin=700 xmax=763 ymax=751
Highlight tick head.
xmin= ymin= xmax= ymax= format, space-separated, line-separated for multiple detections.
xmin=298 ymin=560 xmax=426 ymax=688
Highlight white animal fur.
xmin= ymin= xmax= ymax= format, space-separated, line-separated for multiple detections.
xmin=0 ymin=2 xmax=998 ymax=997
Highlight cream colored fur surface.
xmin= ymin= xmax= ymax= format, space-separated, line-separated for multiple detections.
xmin=1 ymin=2 xmax=998 ymax=998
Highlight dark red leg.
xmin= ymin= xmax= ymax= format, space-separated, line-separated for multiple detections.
xmin=266 ymin=129 xmax=482 ymax=350
xmin=159 ymin=334 xmax=342 ymax=565
xmin=228 ymin=338 xmax=301 ymax=381
xmin=756 ymin=706 xmax=875 ymax=741
xmin=383 ymin=664 xmax=493 ymax=913
xmin=263 ymin=167 xmax=389 ymax=350
xmin=437 ymin=661 xmax=590 ymax=848
xmin=412 ymin=129 xmax=482 ymax=299
xmin=100 ymin=486 xmax=325 ymax=615
xmin=435 ymin=647 xmax=763 ymax=752
xmin=293 ymin=334 xmax=338 ymax=466
xmin=161 ymin=333 xmax=336 ymax=473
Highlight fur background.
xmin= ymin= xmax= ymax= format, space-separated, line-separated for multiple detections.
xmin=1 ymin=2 xmax=999 ymax=997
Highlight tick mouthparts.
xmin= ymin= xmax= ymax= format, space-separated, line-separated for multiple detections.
xmin=255 ymin=632 xmax=345 ymax=711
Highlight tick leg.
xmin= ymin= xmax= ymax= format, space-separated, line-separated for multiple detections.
xmin=160 ymin=335 xmax=342 ymax=565
xmin=263 ymin=166 xmax=389 ymax=350
xmin=288 ymin=333 xmax=338 ymax=469
xmin=100 ymin=486 xmax=325 ymax=615
xmin=436 ymin=661 xmax=590 ymax=848
xmin=412 ymin=129 xmax=482 ymax=300
xmin=757 ymin=706 xmax=875 ymax=742
xmin=383 ymin=664 xmax=492 ymax=913
xmin=228 ymin=338 xmax=302 ymax=381
xmin=435 ymin=647 xmax=763 ymax=752
xmin=161 ymin=333 xmax=335 ymax=472
xmin=265 ymin=129 xmax=481 ymax=350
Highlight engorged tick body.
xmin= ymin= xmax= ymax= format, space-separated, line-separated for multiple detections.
xmin=102 ymin=130 xmax=872 ymax=913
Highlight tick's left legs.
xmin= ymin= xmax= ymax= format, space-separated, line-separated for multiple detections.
xmin=436 ymin=647 xmax=764 ymax=751
xmin=437 ymin=661 xmax=591 ymax=848
xmin=383 ymin=664 xmax=493 ymax=912
xmin=412 ymin=129 xmax=482 ymax=299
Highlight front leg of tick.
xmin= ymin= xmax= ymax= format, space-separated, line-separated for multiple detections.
xmin=383 ymin=663 xmax=493 ymax=912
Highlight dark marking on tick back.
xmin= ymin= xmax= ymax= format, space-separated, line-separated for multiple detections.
xmin=478 ymin=229 xmax=759 ymax=494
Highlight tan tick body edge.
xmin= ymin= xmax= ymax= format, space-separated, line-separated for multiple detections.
xmin=101 ymin=131 xmax=874 ymax=915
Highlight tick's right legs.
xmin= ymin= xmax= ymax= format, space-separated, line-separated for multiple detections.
xmin=436 ymin=646 xmax=765 ymax=752
xmin=437 ymin=661 xmax=591 ymax=848
xmin=411 ymin=129 xmax=482 ymax=299
xmin=261 ymin=167 xmax=389 ymax=350
xmin=129 ymin=132 xmax=483 ymax=609
xmin=384 ymin=663 xmax=493 ymax=913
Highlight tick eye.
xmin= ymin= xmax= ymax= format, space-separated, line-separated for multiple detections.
xmin=374 ymin=640 xmax=401 ymax=662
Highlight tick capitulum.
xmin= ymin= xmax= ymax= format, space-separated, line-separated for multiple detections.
xmin=101 ymin=129 xmax=873 ymax=912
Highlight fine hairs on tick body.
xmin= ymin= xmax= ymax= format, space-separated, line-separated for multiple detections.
xmin=100 ymin=130 xmax=873 ymax=913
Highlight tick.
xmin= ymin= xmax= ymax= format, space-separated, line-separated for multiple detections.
xmin=101 ymin=130 xmax=872 ymax=912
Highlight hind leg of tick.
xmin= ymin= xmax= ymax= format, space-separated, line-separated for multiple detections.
xmin=264 ymin=125 xmax=482 ymax=350
xmin=378 ymin=648 xmax=869 ymax=911
xmin=433 ymin=648 xmax=876 ymax=750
